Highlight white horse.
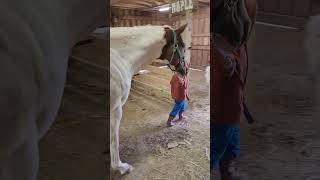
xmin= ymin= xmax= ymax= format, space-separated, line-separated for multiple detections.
xmin=305 ymin=15 xmax=320 ymax=107
xmin=110 ymin=24 xmax=187 ymax=174
xmin=0 ymin=1 xmax=105 ymax=179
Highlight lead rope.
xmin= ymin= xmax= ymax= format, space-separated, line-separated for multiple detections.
xmin=167 ymin=29 xmax=185 ymax=72
xmin=242 ymin=2 xmax=256 ymax=124
xmin=167 ymin=29 xmax=177 ymax=71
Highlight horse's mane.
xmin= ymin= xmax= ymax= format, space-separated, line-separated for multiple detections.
xmin=110 ymin=25 xmax=169 ymax=51
xmin=110 ymin=25 xmax=172 ymax=42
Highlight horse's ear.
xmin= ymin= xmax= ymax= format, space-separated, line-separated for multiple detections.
xmin=175 ymin=24 xmax=188 ymax=35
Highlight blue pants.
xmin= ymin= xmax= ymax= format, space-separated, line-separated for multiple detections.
xmin=210 ymin=123 xmax=240 ymax=174
xmin=169 ymin=100 xmax=185 ymax=117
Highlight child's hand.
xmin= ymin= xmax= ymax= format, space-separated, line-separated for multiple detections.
xmin=222 ymin=55 xmax=237 ymax=78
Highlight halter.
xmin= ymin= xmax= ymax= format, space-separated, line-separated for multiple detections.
xmin=166 ymin=29 xmax=186 ymax=72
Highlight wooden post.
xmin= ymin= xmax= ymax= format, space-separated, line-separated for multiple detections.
xmin=183 ymin=10 xmax=192 ymax=97
xmin=170 ymin=0 xmax=195 ymax=73
xmin=184 ymin=10 xmax=193 ymax=66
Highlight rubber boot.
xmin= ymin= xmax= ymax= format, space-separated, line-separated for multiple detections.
xmin=178 ymin=112 xmax=186 ymax=121
xmin=167 ymin=116 xmax=175 ymax=127
xmin=219 ymin=159 xmax=243 ymax=180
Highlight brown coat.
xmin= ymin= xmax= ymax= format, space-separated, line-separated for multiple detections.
xmin=212 ymin=0 xmax=256 ymax=124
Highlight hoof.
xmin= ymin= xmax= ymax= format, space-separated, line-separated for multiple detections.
xmin=117 ymin=163 xmax=133 ymax=175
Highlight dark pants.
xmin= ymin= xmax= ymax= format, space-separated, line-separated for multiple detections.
xmin=210 ymin=123 xmax=240 ymax=174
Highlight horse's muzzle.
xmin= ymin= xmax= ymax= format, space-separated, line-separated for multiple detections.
xmin=176 ymin=64 xmax=186 ymax=76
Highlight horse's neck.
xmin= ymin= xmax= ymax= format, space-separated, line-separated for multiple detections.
xmin=110 ymin=26 xmax=166 ymax=75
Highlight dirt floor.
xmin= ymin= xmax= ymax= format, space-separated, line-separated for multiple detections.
xmin=38 ymin=38 xmax=108 ymax=180
xmin=211 ymin=24 xmax=320 ymax=180
xmin=36 ymin=35 xmax=210 ymax=180
xmin=34 ymin=23 xmax=320 ymax=180
xmin=35 ymin=22 xmax=320 ymax=180
xmin=112 ymin=69 xmax=210 ymax=180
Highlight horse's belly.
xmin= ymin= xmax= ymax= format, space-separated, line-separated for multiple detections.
xmin=0 ymin=31 xmax=69 ymax=160
xmin=110 ymin=49 xmax=132 ymax=111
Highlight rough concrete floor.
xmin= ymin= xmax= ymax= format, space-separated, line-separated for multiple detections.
xmin=216 ymin=24 xmax=320 ymax=180
xmin=112 ymin=69 xmax=210 ymax=180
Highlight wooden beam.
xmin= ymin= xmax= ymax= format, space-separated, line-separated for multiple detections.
xmin=111 ymin=0 xmax=170 ymax=9
xmin=192 ymin=33 xmax=210 ymax=37
xmin=112 ymin=4 xmax=146 ymax=9
xmin=198 ymin=0 xmax=210 ymax=5
xmin=121 ymin=15 xmax=169 ymax=22
xmin=111 ymin=0 xmax=210 ymax=10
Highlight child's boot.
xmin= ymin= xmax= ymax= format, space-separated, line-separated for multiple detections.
xmin=167 ymin=116 xmax=175 ymax=127
xmin=219 ymin=159 xmax=243 ymax=180
xmin=179 ymin=112 xmax=186 ymax=121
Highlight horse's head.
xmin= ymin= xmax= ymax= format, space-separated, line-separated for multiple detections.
xmin=159 ymin=24 xmax=188 ymax=76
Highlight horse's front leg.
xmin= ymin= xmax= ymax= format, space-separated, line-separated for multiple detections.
xmin=205 ymin=65 xmax=210 ymax=85
xmin=312 ymin=75 xmax=320 ymax=110
xmin=0 ymin=124 xmax=38 ymax=180
xmin=0 ymin=139 xmax=39 ymax=180
xmin=110 ymin=106 xmax=133 ymax=175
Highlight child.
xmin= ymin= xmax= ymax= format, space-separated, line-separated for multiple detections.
xmin=167 ymin=71 xmax=189 ymax=127
xmin=211 ymin=0 xmax=256 ymax=178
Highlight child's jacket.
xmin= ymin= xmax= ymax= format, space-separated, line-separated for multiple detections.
xmin=170 ymin=74 xmax=189 ymax=101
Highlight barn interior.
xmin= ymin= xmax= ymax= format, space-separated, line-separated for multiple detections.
xmin=35 ymin=0 xmax=320 ymax=179
xmin=111 ymin=0 xmax=210 ymax=179
xmin=37 ymin=0 xmax=210 ymax=180
xmin=37 ymin=9 xmax=109 ymax=180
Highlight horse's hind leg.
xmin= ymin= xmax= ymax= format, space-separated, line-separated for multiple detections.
xmin=0 ymin=133 xmax=38 ymax=180
xmin=110 ymin=106 xmax=133 ymax=175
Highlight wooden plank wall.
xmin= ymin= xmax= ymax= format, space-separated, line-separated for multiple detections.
xmin=111 ymin=8 xmax=170 ymax=27
xmin=191 ymin=6 xmax=210 ymax=69
xmin=172 ymin=5 xmax=210 ymax=69
xmin=258 ymin=0 xmax=311 ymax=16
xmin=311 ymin=0 xmax=320 ymax=14
xmin=257 ymin=0 xmax=320 ymax=28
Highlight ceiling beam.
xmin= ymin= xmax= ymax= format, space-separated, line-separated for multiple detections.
xmin=112 ymin=0 xmax=210 ymax=10
xmin=112 ymin=0 xmax=169 ymax=9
